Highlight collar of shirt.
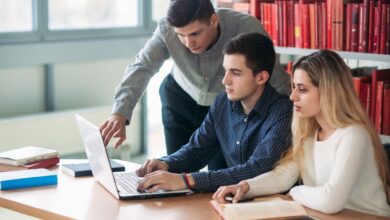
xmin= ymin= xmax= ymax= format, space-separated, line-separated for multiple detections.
xmin=231 ymin=84 xmax=275 ymax=119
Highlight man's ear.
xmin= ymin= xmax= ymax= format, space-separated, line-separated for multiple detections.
xmin=256 ymin=71 xmax=269 ymax=85
xmin=210 ymin=14 xmax=219 ymax=28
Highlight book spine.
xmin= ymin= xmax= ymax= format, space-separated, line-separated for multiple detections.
xmin=386 ymin=4 xmax=390 ymax=54
xmin=373 ymin=0 xmax=382 ymax=54
xmin=309 ymin=3 xmax=316 ymax=49
xmin=294 ymin=2 xmax=302 ymax=48
xmin=351 ymin=3 xmax=359 ymax=52
xmin=326 ymin=0 xmax=332 ymax=49
xmin=368 ymin=0 xmax=375 ymax=53
xmin=362 ymin=0 xmax=369 ymax=52
xmin=379 ymin=4 xmax=387 ymax=54
xmin=375 ymin=81 xmax=384 ymax=133
xmin=383 ymin=82 xmax=390 ymax=135
xmin=345 ymin=3 xmax=352 ymax=51
xmin=0 ymin=174 xmax=57 ymax=190
xmin=250 ymin=0 xmax=261 ymax=18
xmin=302 ymin=2 xmax=310 ymax=48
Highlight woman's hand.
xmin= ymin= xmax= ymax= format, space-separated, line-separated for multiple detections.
xmin=212 ymin=181 xmax=250 ymax=204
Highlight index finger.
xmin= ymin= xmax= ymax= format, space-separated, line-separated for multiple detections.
xmin=99 ymin=120 xmax=109 ymax=133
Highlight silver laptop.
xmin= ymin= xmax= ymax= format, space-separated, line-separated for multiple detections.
xmin=75 ymin=114 xmax=192 ymax=200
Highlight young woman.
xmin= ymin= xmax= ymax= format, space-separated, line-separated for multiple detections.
xmin=212 ymin=50 xmax=390 ymax=217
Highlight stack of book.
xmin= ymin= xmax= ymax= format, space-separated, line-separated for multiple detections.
xmin=0 ymin=146 xmax=59 ymax=172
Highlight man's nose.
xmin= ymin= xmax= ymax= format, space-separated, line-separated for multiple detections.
xmin=185 ymin=38 xmax=195 ymax=48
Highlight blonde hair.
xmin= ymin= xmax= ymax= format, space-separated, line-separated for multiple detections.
xmin=279 ymin=50 xmax=390 ymax=204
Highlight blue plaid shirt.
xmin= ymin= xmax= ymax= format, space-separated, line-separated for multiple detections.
xmin=160 ymin=84 xmax=292 ymax=192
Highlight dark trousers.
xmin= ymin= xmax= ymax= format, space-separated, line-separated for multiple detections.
xmin=159 ymin=74 xmax=227 ymax=171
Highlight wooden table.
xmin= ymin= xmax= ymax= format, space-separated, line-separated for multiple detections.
xmin=0 ymin=160 xmax=388 ymax=219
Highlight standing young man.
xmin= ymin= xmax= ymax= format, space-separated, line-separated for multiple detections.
xmin=100 ymin=0 xmax=290 ymax=170
xmin=136 ymin=32 xmax=292 ymax=193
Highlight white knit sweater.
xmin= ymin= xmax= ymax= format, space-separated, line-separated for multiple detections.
xmin=245 ymin=125 xmax=390 ymax=217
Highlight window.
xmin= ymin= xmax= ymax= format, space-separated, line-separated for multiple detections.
xmin=48 ymin=0 xmax=138 ymax=30
xmin=152 ymin=0 xmax=170 ymax=22
xmin=0 ymin=0 xmax=33 ymax=33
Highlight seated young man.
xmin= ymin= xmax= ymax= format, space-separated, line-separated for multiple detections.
xmin=136 ymin=33 xmax=292 ymax=193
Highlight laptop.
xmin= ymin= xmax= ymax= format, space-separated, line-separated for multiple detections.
xmin=75 ymin=114 xmax=192 ymax=200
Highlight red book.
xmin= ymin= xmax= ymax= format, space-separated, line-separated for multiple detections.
xmin=282 ymin=0 xmax=288 ymax=47
xmin=370 ymin=68 xmax=390 ymax=122
xmin=351 ymin=67 xmax=375 ymax=113
xmin=363 ymin=80 xmax=372 ymax=113
xmin=317 ymin=1 xmax=324 ymax=49
xmin=274 ymin=1 xmax=281 ymax=46
xmin=264 ymin=3 xmax=271 ymax=36
xmin=351 ymin=3 xmax=360 ymax=52
xmin=0 ymin=156 xmax=59 ymax=172
xmin=358 ymin=0 xmax=369 ymax=53
xmin=332 ymin=0 xmax=343 ymax=51
xmin=382 ymin=82 xmax=390 ymax=135
xmin=327 ymin=0 xmax=332 ymax=49
xmin=309 ymin=3 xmax=316 ymax=48
xmin=375 ymin=81 xmax=385 ymax=133
xmin=373 ymin=0 xmax=383 ymax=54
xmin=294 ymin=2 xmax=302 ymax=47
xmin=379 ymin=4 xmax=387 ymax=54
xmin=260 ymin=2 xmax=265 ymax=26
xmin=353 ymin=77 xmax=371 ymax=105
xmin=287 ymin=0 xmax=295 ymax=47
xmin=250 ymin=0 xmax=261 ymax=18
xmin=301 ymin=2 xmax=310 ymax=48
xmin=345 ymin=3 xmax=352 ymax=51
xmin=368 ymin=0 xmax=375 ymax=53
xmin=321 ymin=2 xmax=327 ymax=49
xmin=386 ymin=4 xmax=390 ymax=54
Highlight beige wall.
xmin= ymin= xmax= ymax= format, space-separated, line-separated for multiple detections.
xmin=0 ymin=58 xmax=143 ymax=155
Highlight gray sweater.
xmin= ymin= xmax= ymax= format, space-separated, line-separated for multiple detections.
xmin=112 ymin=8 xmax=291 ymax=122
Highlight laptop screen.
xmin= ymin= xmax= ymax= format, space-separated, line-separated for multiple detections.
xmin=75 ymin=114 xmax=120 ymax=199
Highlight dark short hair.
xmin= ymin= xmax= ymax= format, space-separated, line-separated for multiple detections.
xmin=166 ymin=0 xmax=215 ymax=27
xmin=223 ymin=33 xmax=276 ymax=77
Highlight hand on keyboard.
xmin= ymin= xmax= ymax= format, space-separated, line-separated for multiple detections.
xmin=137 ymin=170 xmax=187 ymax=192
xmin=136 ymin=159 xmax=169 ymax=177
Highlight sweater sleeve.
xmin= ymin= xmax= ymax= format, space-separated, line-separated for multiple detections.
xmin=112 ymin=21 xmax=170 ymax=122
xmin=245 ymin=160 xmax=300 ymax=198
xmin=289 ymin=126 xmax=370 ymax=214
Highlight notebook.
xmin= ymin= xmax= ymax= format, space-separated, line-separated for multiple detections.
xmin=75 ymin=114 xmax=192 ymax=200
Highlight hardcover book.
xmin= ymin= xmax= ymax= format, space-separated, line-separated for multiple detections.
xmin=0 ymin=156 xmax=59 ymax=172
xmin=62 ymin=160 xmax=125 ymax=177
xmin=0 ymin=168 xmax=57 ymax=190
xmin=0 ymin=146 xmax=58 ymax=166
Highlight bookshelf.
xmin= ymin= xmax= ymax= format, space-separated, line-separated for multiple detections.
xmin=275 ymin=47 xmax=390 ymax=62
xmin=216 ymin=0 xmax=390 ymax=140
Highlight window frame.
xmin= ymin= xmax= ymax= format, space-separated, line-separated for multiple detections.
xmin=0 ymin=0 xmax=154 ymax=44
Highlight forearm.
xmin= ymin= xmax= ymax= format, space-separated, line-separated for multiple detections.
xmin=112 ymin=64 xmax=158 ymax=121
xmin=190 ymin=157 xmax=280 ymax=192
xmin=245 ymin=161 xmax=299 ymax=197
xmin=160 ymin=146 xmax=211 ymax=173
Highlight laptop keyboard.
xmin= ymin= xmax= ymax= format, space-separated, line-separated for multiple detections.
xmin=114 ymin=172 xmax=143 ymax=194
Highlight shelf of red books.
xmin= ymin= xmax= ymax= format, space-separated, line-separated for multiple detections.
xmin=275 ymin=47 xmax=390 ymax=62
